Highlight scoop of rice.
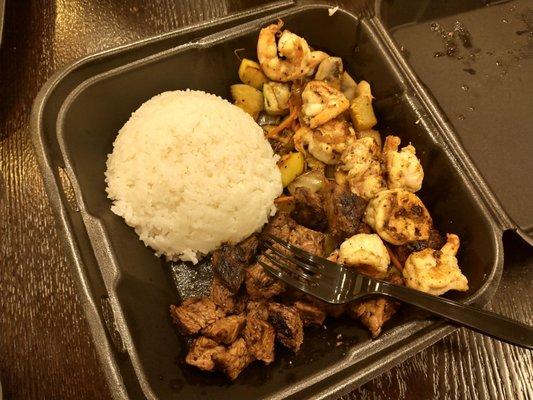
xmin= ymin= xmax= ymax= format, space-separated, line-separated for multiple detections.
xmin=105 ymin=90 xmax=282 ymax=263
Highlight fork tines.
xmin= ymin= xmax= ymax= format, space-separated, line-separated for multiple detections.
xmin=258 ymin=233 xmax=325 ymax=292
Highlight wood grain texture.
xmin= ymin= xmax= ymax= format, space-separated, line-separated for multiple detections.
xmin=0 ymin=1 xmax=531 ymax=399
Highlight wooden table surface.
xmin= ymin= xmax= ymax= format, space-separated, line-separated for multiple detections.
xmin=0 ymin=1 xmax=531 ymax=399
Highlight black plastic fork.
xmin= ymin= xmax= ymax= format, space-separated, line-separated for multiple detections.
xmin=258 ymin=233 xmax=533 ymax=350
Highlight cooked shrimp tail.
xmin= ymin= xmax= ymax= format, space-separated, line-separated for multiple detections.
xmin=258 ymin=23 xmax=322 ymax=82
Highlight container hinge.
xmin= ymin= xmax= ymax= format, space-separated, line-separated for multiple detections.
xmin=101 ymin=296 xmax=126 ymax=353
xmin=57 ymin=166 xmax=80 ymax=212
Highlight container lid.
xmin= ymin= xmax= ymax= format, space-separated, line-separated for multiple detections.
xmin=380 ymin=0 xmax=533 ymax=241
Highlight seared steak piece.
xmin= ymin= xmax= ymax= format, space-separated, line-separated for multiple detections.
xmin=202 ymin=315 xmax=246 ymax=344
xmin=324 ymin=182 xmax=366 ymax=240
xmin=289 ymin=224 xmax=325 ymax=256
xmin=246 ymin=301 xmax=269 ymax=321
xmin=347 ymin=271 xmax=402 ymax=336
xmin=395 ymin=229 xmax=445 ymax=265
xmin=239 ymin=235 xmax=260 ymax=262
xmin=232 ymin=293 xmax=248 ymax=315
xmin=246 ymin=214 xmax=324 ymax=300
xmin=304 ymin=295 xmax=346 ymax=318
xmin=264 ymin=212 xmax=325 ymax=255
xmin=323 ymin=303 xmax=346 ymax=318
xmin=264 ymin=211 xmax=293 ymax=241
xmin=212 ymin=338 xmax=254 ymax=380
xmin=170 ymin=298 xmax=225 ymax=335
xmin=348 ymin=297 xmax=399 ymax=337
xmin=268 ymin=303 xmax=304 ymax=352
xmin=212 ymin=245 xmax=245 ymax=293
xmin=210 ymin=277 xmax=247 ymax=314
xmin=243 ymin=317 xmax=276 ymax=364
xmin=185 ymin=337 xmax=225 ymax=372
xmin=211 ymin=236 xmax=259 ymax=293
xmin=294 ymin=301 xmax=327 ymax=326
xmin=245 ymin=263 xmax=286 ymax=300
xmin=290 ymin=187 xmax=327 ymax=231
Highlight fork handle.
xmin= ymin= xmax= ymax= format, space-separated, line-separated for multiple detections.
xmin=379 ymin=282 xmax=533 ymax=349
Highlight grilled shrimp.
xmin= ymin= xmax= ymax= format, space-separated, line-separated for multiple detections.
xmin=294 ymin=119 xmax=355 ymax=164
xmin=364 ymin=188 xmax=432 ymax=245
xmin=307 ymin=51 xmax=329 ymax=73
xmin=300 ymin=80 xmax=350 ymax=128
xmin=257 ymin=22 xmax=327 ymax=82
xmin=348 ymin=172 xmax=387 ymax=201
xmin=383 ymin=135 xmax=424 ymax=192
xmin=341 ymin=137 xmax=381 ymax=177
xmin=340 ymin=136 xmax=386 ymax=200
xmin=403 ymin=234 xmax=468 ymax=295
xmin=358 ymin=129 xmax=382 ymax=148
xmin=338 ymin=233 xmax=390 ymax=278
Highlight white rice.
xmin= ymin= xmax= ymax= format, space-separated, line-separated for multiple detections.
xmin=105 ymin=90 xmax=282 ymax=263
